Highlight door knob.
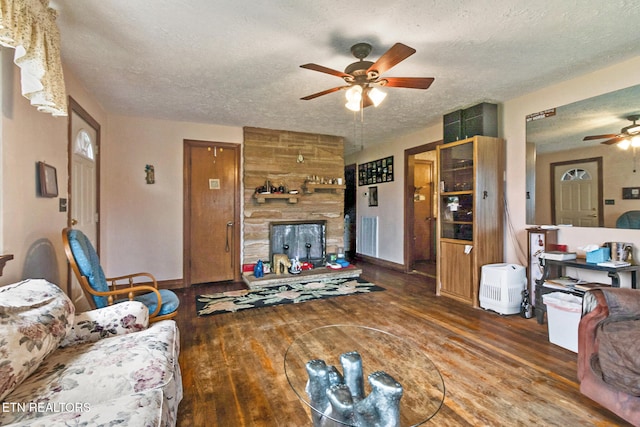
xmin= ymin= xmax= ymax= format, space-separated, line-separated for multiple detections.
xmin=71 ymin=219 xmax=78 ymax=226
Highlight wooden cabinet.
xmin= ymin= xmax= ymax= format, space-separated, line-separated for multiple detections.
xmin=443 ymin=103 xmax=498 ymax=143
xmin=436 ymin=136 xmax=505 ymax=307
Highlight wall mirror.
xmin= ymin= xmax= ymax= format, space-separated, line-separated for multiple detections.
xmin=526 ymin=83 xmax=640 ymax=228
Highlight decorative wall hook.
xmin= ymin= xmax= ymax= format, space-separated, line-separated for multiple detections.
xmin=145 ymin=164 xmax=155 ymax=184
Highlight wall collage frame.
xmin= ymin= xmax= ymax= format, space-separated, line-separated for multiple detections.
xmin=358 ymin=156 xmax=394 ymax=186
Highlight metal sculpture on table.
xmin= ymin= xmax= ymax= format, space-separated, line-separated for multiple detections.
xmin=305 ymin=351 xmax=403 ymax=427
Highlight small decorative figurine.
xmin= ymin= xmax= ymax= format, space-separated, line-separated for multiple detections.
xmin=253 ymin=260 xmax=264 ymax=278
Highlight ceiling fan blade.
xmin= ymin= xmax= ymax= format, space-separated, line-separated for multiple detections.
xmin=300 ymin=63 xmax=351 ymax=79
xmin=380 ymin=77 xmax=434 ymax=89
xmin=601 ymin=137 xmax=626 ymax=145
xmin=366 ymin=43 xmax=416 ymax=75
xmin=583 ymin=134 xmax=618 ymax=141
xmin=300 ymin=86 xmax=347 ymax=100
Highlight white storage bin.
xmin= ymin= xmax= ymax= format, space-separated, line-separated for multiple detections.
xmin=479 ymin=263 xmax=527 ymax=315
xmin=542 ymin=292 xmax=582 ymax=353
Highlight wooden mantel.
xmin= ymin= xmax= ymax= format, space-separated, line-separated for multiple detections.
xmin=0 ymin=254 xmax=14 ymax=276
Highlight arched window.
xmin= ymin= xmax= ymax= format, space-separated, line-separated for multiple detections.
xmin=561 ymin=168 xmax=591 ymax=181
xmin=74 ymin=129 xmax=95 ymax=161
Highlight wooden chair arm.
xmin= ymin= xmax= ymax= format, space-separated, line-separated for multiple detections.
xmin=88 ymin=283 xmax=162 ymax=318
xmin=106 ymin=272 xmax=158 ymax=288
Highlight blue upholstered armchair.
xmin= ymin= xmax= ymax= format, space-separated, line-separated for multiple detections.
xmin=615 ymin=210 xmax=640 ymax=229
xmin=62 ymin=227 xmax=179 ymax=321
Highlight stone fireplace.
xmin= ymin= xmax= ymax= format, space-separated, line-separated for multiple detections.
xmin=270 ymin=220 xmax=326 ymax=267
xmin=243 ymin=127 xmax=345 ymax=265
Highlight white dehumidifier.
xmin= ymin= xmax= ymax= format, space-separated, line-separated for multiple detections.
xmin=479 ymin=263 xmax=527 ymax=315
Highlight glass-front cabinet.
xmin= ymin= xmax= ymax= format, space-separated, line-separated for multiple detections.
xmin=439 ymin=141 xmax=474 ymax=241
xmin=436 ymin=136 xmax=505 ymax=307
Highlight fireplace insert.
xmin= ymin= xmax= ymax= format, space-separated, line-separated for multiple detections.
xmin=269 ymin=220 xmax=326 ymax=267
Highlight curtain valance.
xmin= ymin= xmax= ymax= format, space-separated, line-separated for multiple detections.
xmin=0 ymin=0 xmax=67 ymax=116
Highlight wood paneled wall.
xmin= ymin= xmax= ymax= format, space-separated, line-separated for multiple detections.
xmin=243 ymin=127 xmax=345 ymax=264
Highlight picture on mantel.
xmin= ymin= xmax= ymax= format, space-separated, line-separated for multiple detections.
xmin=358 ymin=156 xmax=393 ymax=186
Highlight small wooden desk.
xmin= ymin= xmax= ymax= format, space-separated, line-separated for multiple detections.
xmin=535 ymin=257 xmax=639 ymax=324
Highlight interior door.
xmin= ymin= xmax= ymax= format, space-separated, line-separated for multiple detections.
xmin=67 ymin=97 xmax=100 ymax=307
xmin=552 ymin=158 xmax=602 ymax=227
xmin=413 ymin=160 xmax=434 ymax=261
xmin=184 ymin=140 xmax=240 ymax=284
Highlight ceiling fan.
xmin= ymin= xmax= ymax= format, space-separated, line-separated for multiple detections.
xmin=300 ymin=42 xmax=434 ymax=111
xmin=583 ymin=114 xmax=640 ymax=145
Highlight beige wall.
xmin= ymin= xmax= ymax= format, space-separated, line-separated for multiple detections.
xmin=345 ymin=125 xmax=442 ymax=265
xmin=0 ymin=49 xmax=106 ymax=292
xmin=103 ymin=115 xmax=242 ymax=280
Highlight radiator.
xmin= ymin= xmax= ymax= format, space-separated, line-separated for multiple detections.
xmin=360 ymin=216 xmax=378 ymax=257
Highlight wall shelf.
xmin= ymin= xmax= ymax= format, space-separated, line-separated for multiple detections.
xmin=303 ymin=183 xmax=346 ymax=194
xmin=253 ymin=193 xmax=299 ymax=204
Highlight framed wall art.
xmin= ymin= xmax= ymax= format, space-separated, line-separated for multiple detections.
xmin=358 ymin=156 xmax=394 ymax=186
xmin=368 ymin=186 xmax=378 ymax=207
xmin=38 ymin=162 xmax=58 ymax=197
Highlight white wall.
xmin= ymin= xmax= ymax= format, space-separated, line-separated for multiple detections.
xmin=102 ymin=115 xmax=242 ymax=280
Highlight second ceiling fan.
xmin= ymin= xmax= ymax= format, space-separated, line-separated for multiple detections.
xmin=300 ymin=42 xmax=434 ymax=111
xmin=583 ymin=114 xmax=640 ymax=145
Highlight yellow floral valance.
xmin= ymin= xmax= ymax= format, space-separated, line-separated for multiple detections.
xmin=0 ymin=0 xmax=67 ymax=116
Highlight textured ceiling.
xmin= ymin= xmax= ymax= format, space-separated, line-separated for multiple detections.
xmin=51 ymin=0 xmax=640 ymax=154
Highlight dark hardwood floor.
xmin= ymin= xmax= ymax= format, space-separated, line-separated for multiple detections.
xmin=173 ymin=262 xmax=629 ymax=426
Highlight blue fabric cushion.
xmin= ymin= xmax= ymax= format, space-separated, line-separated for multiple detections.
xmin=67 ymin=229 xmax=109 ymax=308
xmin=131 ymin=289 xmax=180 ymax=317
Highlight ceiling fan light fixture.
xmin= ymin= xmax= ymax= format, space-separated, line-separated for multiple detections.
xmin=627 ymin=124 xmax=640 ymax=135
xmin=345 ymin=85 xmax=363 ymax=111
xmin=617 ymin=139 xmax=631 ymax=150
xmin=368 ymin=87 xmax=387 ymax=107
xmin=632 ymin=135 xmax=640 ymax=148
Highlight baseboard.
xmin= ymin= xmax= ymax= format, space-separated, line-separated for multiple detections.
xmin=158 ymin=279 xmax=185 ymax=289
xmin=355 ymin=253 xmax=405 ymax=272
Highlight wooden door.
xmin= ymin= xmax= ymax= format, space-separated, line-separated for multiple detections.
xmin=413 ymin=160 xmax=434 ymax=261
xmin=184 ymin=140 xmax=240 ymax=285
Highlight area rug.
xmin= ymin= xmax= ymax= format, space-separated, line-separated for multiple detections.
xmin=196 ymin=276 xmax=384 ymax=316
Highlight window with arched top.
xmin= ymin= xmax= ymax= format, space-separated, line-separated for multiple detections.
xmin=74 ymin=129 xmax=95 ymax=161
xmin=561 ymin=168 xmax=591 ymax=181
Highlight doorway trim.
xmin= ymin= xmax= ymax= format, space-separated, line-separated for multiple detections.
xmin=183 ymin=139 xmax=241 ymax=286
xmin=404 ymin=140 xmax=442 ymax=273
xmin=550 ymin=156 xmax=603 ymax=226
xmin=66 ymin=96 xmax=101 ymax=296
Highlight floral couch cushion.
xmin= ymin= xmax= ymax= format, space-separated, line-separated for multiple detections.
xmin=0 ymin=280 xmax=74 ymax=401
xmin=60 ymin=300 xmax=148 ymax=347
xmin=0 ymin=320 xmax=182 ymax=426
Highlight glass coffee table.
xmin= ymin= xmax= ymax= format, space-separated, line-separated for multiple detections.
xmin=284 ymin=325 xmax=445 ymax=426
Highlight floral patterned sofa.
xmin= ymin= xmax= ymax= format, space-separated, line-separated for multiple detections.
xmin=0 ymin=279 xmax=182 ymax=426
